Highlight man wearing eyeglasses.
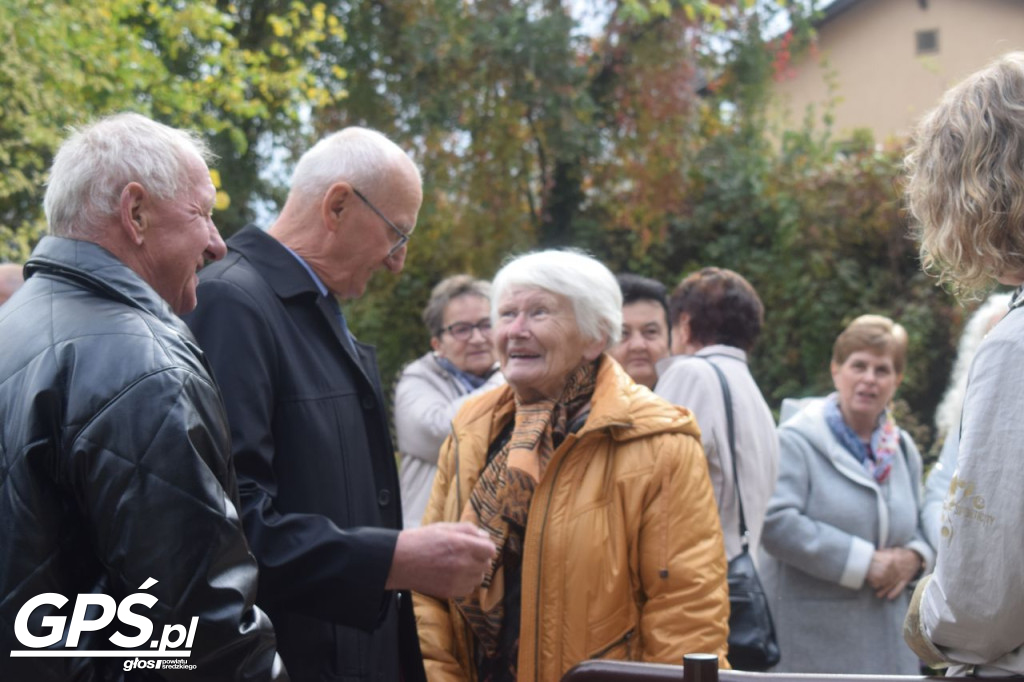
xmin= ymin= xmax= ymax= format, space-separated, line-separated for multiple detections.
xmin=184 ymin=128 xmax=496 ymax=682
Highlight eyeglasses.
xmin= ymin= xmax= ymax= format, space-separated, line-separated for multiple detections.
xmin=440 ymin=319 xmax=493 ymax=341
xmin=352 ymin=188 xmax=410 ymax=258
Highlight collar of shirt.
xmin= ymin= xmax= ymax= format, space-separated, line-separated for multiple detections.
xmin=281 ymin=243 xmax=330 ymax=298
xmin=280 ymin=243 xmax=358 ymax=351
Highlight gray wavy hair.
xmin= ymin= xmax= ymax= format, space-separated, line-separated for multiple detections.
xmin=44 ymin=112 xmax=212 ymax=240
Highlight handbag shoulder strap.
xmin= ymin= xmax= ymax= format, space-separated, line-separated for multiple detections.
xmin=699 ymin=356 xmax=749 ymax=543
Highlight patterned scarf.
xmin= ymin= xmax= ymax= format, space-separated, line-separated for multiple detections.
xmin=824 ymin=392 xmax=900 ymax=484
xmin=454 ymin=360 xmax=598 ymax=656
xmin=435 ymin=354 xmax=491 ymax=391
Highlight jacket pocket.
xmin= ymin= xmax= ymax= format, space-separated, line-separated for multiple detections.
xmin=588 ymin=627 xmax=635 ymax=660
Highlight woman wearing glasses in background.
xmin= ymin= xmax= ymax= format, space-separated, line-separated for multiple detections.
xmin=396 ymin=274 xmax=506 ymax=528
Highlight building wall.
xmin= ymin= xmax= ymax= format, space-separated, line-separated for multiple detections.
xmin=770 ymin=0 xmax=1024 ymax=143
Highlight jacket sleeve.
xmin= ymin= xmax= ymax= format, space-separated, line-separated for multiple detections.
xmin=900 ymin=434 xmax=936 ymax=573
xmin=907 ymin=333 xmax=1024 ymax=667
xmin=186 ymin=277 xmax=397 ymax=629
xmin=413 ymin=433 xmax=471 ymax=682
xmin=921 ymin=428 xmax=957 ymax=552
xmin=72 ymin=368 xmax=287 ymax=681
xmin=761 ymin=428 xmax=875 ymax=590
xmin=639 ymin=432 xmax=730 ymax=667
xmin=394 ymin=361 xmax=504 ymax=466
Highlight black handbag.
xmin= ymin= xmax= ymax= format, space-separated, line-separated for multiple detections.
xmin=703 ymin=358 xmax=781 ymax=671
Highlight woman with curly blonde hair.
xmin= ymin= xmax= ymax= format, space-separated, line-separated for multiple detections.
xmin=905 ymin=52 xmax=1024 ymax=296
xmin=903 ymin=52 xmax=1024 ymax=676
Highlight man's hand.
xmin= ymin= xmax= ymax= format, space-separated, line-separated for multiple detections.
xmin=866 ymin=547 xmax=922 ymax=600
xmin=386 ymin=522 xmax=497 ymax=598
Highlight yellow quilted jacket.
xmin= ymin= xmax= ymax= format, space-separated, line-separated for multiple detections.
xmin=414 ymin=356 xmax=730 ymax=681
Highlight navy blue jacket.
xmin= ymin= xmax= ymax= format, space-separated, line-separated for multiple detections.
xmin=185 ymin=226 xmax=424 ymax=682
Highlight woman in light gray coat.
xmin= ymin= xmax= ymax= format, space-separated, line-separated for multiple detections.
xmin=396 ymin=275 xmax=504 ymax=528
xmin=760 ymin=315 xmax=934 ymax=674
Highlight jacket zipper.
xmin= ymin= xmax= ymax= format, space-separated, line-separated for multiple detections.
xmin=452 ymin=428 xmax=463 ymax=514
xmin=589 ymin=628 xmax=635 ymax=659
xmin=449 ymin=429 xmax=479 ymax=682
xmin=531 ymin=438 xmax=579 ymax=681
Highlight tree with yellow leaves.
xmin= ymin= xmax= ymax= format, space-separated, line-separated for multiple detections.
xmin=0 ymin=0 xmax=346 ymax=260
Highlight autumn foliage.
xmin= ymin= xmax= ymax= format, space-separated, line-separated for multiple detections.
xmin=0 ymin=0 xmax=976 ymax=454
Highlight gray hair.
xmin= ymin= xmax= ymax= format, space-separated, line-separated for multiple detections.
xmin=423 ymin=274 xmax=491 ymax=337
xmin=933 ymin=292 xmax=1012 ymax=439
xmin=44 ymin=112 xmax=213 ymax=239
xmin=491 ymin=249 xmax=622 ymax=349
xmin=289 ymin=126 xmax=422 ymax=200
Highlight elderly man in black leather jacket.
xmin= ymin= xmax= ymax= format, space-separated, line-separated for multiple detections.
xmin=0 ymin=113 xmax=286 ymax=681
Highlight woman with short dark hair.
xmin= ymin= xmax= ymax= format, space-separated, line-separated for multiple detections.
xmin=668 ymin=266 xmax=764 ymax=352
xmin=655 ymin=267 xmax=778 ymax=564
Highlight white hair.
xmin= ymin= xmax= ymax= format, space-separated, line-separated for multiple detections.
xmin=289 ymin=126 xmax=421 ymax=200
xmin=44 ymin=112 xmax=212 ymax=238
xmin=934 ymin=291 xmax=1013 ymax=439
xmin=491 ymin=249 xmax=622 ymax=349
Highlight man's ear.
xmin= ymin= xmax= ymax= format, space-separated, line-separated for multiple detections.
xmin=119 ymin=183 xmax=147 ymax=245
xmin=322 ymin=182 xmax=354 ymax=232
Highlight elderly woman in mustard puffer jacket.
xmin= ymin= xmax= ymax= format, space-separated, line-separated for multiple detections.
xmin=413 ymin=249 xmax=729 ymax=682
